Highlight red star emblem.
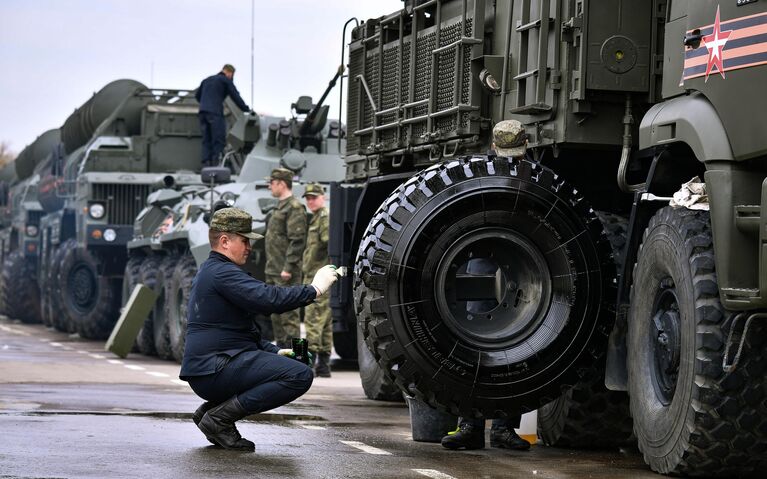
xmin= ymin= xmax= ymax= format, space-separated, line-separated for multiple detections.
xmin=702 ymin=6 xmax=732 ymax=81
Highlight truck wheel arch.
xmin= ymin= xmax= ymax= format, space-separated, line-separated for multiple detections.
xmin=639 ymin=92 xmax=734 ymax=163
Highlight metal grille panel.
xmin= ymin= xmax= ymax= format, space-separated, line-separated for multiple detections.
xmin=92 ymin=183 xmax=151 ymax=226
xmin=27 ymin=210 xmax=43 ymax=225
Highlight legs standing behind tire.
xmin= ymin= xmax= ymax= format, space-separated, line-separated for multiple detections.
xmin=305 ymin=293 xmax=332 ymax=377
xmin=442 ymin=415 xmax=530 ymax=451
xmin=266 ymin=275 xmax=302 ymax=348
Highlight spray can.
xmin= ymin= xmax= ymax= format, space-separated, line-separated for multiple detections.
xmin=291 ymin=337 xmax=311 ymax=365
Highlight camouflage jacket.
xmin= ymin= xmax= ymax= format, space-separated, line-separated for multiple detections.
xmin=302 ymin=206 xmax=329 ymax=280
xmin=265 ymin=195 xmax=307 ymax=277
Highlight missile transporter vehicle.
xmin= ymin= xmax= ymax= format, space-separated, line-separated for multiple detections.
xmin=330 ymin=0 xmax=767 ymax=475
xmin=0 ymin=129 xmax=58 ymax=323
xmin=126 ymin=86 xmax=346 ymax=362
xmin=34 ymin=79 xmax=212 ymax=339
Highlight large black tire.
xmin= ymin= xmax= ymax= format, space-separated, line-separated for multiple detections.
xmin=0 ymin=250 xmax=42 ymax=323
xmin=354 ymin=157 xmax=615 ymax=417
xmin=48 ymin=243 xmax=73 ymax=333
xmin=58 ymin=239 xmax=121 ymax=339
xmin=357 ymin=320 xmax=401 ymax=401
xmin=537 ymin=367 xmax=635 ymax=448
xmin=166 ymin=253 xmax=196 ymax=363
xmin=628 ymin=207 xmax=767 ymax=476
xmin=153 ymin=255 xmax=179 ymax=360
xmin=135 ymin=256 xmax=161 ymax=355
xmin=39 ymin=258 xmax=54 ymax=328
xmin=537 ymin=212 xmax=634 ymax=449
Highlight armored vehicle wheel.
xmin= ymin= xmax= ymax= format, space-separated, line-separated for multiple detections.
xmin=628 ymin=207 xmax=767 ymax=476
xmin=166 ymin=253 xmax=196 ymax=362
xmin=537 ymin=212 xmax=634 ymax=449
xmin=39 ymin=268 xmax=54 ymax=328
xmin=135 ymin=256 xmax=161 ymax=355
xmin=357 ymin=321 xmax=401 ymax=401
xmin=49 ymin=243 xmax=73 ymax=333
xmin=537 ymin=365 xmax=635 ymax=448
xmin=153 ymin=255 xmax=179 ymax=360
xmin=0 ymin=250 xmax=42 ymax=323
xmin=354 ymin=156 xmax=615 ymax=416
xmin=58 ymin=239 xmax=121 ymax=339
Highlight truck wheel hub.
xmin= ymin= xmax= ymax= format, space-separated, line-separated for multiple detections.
xmin=70 ymin=264 xmax=96 ymax=310
xmin=434 ymin=227 xmax=552 ymax=349
xmin=650 ymin=281 xmax=681 ymax=406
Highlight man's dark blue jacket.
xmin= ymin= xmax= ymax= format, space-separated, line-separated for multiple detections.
xmin=195 ymin=72 xmax=250 ymax=116
xmin=180 ymin=251 xmax=316 ymax=378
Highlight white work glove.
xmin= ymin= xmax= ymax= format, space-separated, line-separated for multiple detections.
xmin=311 ymin=265 xmax=341 ymax=296
xmin=277 ymin=349 xmax=295 ymax=358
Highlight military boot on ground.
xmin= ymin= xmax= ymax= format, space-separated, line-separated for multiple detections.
xmin=490 ymin=425 xmax=531 ymax=450
xmin=193 ymin=401 xmax=218 ymax=445
xmin=314 ymin=352 xmax=331 ymax=378
xmin=441 ymin=418 xmax=485 ymax=450
xmin=197 ymin=396 xmax=255 ymax=451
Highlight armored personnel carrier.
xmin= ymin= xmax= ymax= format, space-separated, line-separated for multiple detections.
xmin=125 ymin=77 xmax=346 ymax=362
xmin=331 ymin=0 xmax=767 ymax=475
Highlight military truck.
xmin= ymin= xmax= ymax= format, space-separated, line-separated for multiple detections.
xmin=33 ymin=79 xmax=216 ymax=339
xmin=331 ymin=0 xmax=767 ymax=475
xmin=125 ymin=81 xmax=346 ymax=363
xmin=0 ymin=128 xmax=59 ymax=323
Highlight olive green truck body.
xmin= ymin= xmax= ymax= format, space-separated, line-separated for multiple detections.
xmin=330 ymin=0 xmax=767 ymax=475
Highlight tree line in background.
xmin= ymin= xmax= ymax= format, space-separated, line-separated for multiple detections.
xmin=0 ymin=141 xmax=15 ymax=166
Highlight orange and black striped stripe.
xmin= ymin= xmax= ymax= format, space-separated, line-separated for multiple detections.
xmin=683 ymin=11 xmax=767 ymax=80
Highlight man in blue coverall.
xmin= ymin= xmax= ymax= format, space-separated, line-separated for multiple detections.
xmin=179 ymin=207 xmax=340 ymax=451
xmin=195 ymin=64 xmax=250 ymax=168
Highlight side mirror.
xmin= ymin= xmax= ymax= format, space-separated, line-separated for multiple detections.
xmin=201 ymin=167 xmax=231 ymax=184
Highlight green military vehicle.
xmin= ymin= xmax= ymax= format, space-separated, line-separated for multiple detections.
xmin=330 ymin=0 xmax=767 ymax=475
xmin=34 ymin=79 xmax=211 ymax=339
xmin=126 ymin=82 xmax=346 ymax=363
xmin=0 ymin=128 xmax=60 ymax=323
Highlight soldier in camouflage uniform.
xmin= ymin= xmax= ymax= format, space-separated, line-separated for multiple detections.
xmin=301 ymin=183 xmax=332 ymax=377
xmin=265 ymin=168 xmax=307 ymax=348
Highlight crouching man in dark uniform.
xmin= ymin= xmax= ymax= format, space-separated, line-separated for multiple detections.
xmin=179 ymin=207 xmax=340 ymax=451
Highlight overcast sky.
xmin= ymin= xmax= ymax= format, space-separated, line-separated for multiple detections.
xmin=0 ymin=0 xmax=402 ymax=153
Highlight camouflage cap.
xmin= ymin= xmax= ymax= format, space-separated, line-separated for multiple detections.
xmin=210 ymin=207 xmax=263 ymax=240
xmin=493 ymin=120 xmax=528 ymax=158
xmin=222 ymin=64 xmax=236 ymax=73
xmin=265 ymin=167 xmax=294 ymax=183
xmin=302 ymin=183 xmax=325 ymax=197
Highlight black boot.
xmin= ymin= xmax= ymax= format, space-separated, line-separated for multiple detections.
xmin=314 ymin=352 xmax=331 ymax=378
xmin=490 ymin=426 xmax=531 ymax=450
xmin=193 ymin=402 xmax=217 ymax=445
xmin=198 ymin=396 xmax=255 ymax=451
xmin=441 ymin=417 xmax=485 ymax=450
xmin=193 ymin=401 xmax=214 ymax=425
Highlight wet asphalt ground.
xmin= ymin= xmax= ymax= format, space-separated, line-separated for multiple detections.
xmin=0 ymin=316 xmax=660 ymax=479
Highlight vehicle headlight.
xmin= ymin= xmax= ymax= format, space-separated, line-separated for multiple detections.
xmin=103 ymin=228 xmax=117 ymax=242
xmin=25 ymin=225 xmax=39 ymax=237
xmin=221 ymin=191 xmax=237 ymax=205
xmin=89 ymin=203 xmax=106 ymax=219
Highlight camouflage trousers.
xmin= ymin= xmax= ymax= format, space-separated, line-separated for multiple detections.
xmin=304 ymin=293 xmax=332 ymax=354
xmin=266 ymin=274 xmax=302 ymax=348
